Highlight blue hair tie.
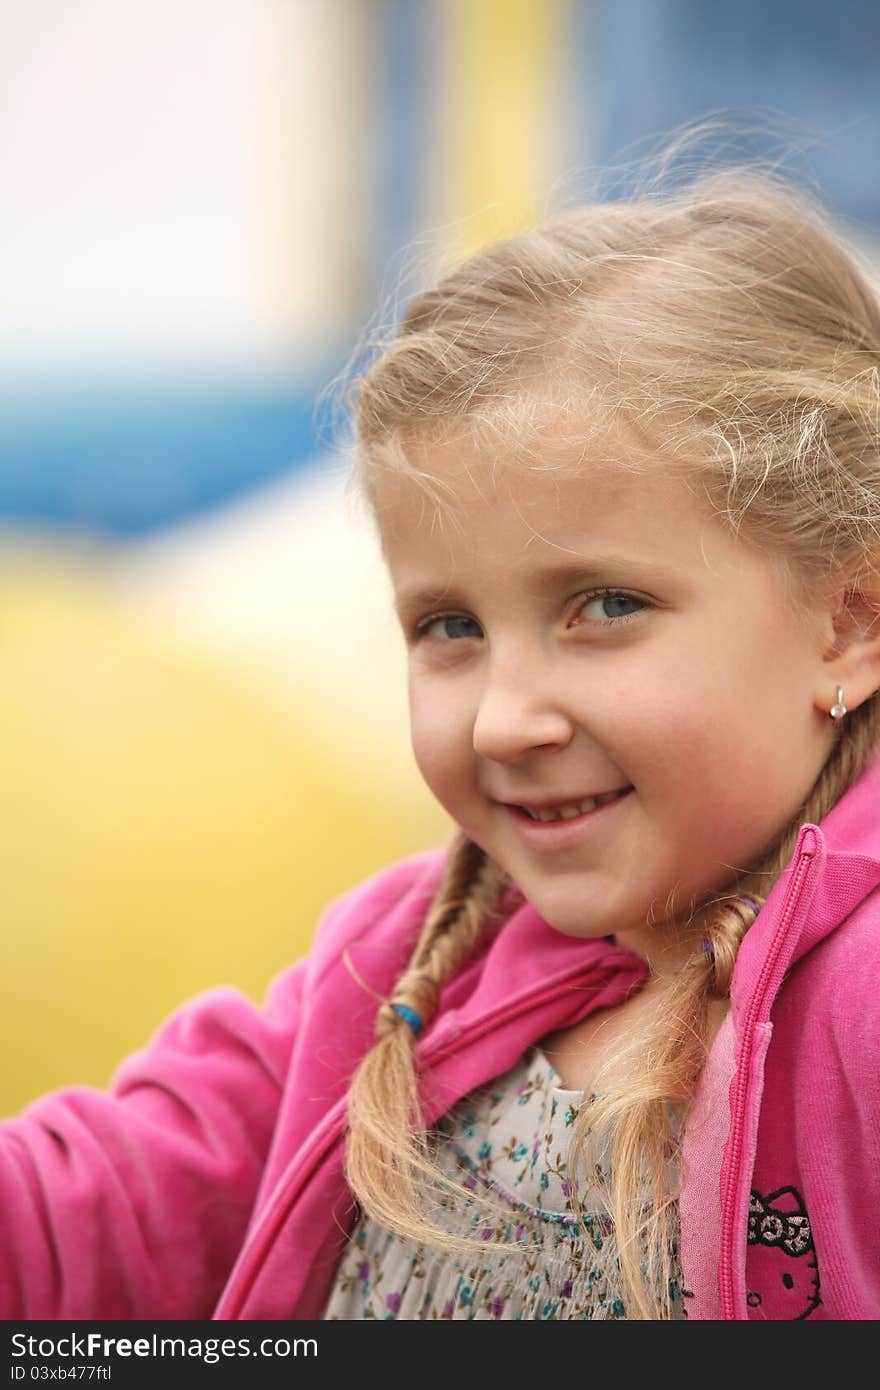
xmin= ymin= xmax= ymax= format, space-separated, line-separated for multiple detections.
xmin=390 ymin=1002 xmax=423 ymax=1035
xmin=740 ymin=896 xmax=762 ymax=915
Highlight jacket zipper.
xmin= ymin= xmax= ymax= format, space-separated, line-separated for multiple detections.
xmin=216 ymin=963 xmax=638 ymax=1317
xmin=717 ymin=845 xmax=815 ymax=1319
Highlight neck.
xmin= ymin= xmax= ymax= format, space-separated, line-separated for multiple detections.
xmin=610 ymin=921 xmax=702 ymax=983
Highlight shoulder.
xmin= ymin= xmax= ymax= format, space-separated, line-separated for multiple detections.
xmin=825 ymin=888 xmax=880 ymax=1048
xmin=103 ymin=849 xmax=452 ymax=1095
xmin=307 ymin=846 xmax=450 ymax=964
xmin=801 ymin=883 xmax=880 ymax=984
xmin=133 ymin=848 xmax=450 ymax=1033
xmin=785 ymin=885 xmax=880 ymax=1074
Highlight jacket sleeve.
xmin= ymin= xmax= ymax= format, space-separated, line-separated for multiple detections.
xmin=0 ymin=849 xmax=445 ymax=1320
xmin=0 ymin=849 xmax=445 ymax=1319
xmin=0 ymin=956 xmax=309 ymax=1320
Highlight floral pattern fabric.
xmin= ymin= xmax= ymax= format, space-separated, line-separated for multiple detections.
xmin=323 ymin=1046 xmax=685 ymax=1320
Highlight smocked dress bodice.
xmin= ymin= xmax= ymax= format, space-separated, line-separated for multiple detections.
xmin=323 ymin=1045 xmax=684 ymax=1320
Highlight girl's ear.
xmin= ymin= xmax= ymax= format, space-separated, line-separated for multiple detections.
xmin=817 ymin=584 xmax=880 ymax=715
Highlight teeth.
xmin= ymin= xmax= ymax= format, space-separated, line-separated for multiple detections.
xmin=526 ymin=797 xmax=598 ymax=823
xmin=522 ymin=789 xmax=627 ymax=823
xmin=595 ymin=788 xmax=627 ymax=805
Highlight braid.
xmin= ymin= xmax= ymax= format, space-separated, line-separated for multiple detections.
xmin=345 ymin=830 xmax=511 ymax=1246
xmin=375 ymin=833 xmax=491 ymax=1041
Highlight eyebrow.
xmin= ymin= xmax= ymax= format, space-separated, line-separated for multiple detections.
xmin=392 ymin=553 xmax=673 ymax=620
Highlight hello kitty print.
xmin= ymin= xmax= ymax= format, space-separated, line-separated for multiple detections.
xmin=745 ymin=1187 xmax=821 ymax=1319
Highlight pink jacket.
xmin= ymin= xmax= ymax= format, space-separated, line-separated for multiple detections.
xmin=3 ymin=757 xmax=880 ymax=1321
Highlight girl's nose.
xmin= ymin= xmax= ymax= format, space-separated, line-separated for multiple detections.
xmin=471 ymin=669 xmax=575 ymax=762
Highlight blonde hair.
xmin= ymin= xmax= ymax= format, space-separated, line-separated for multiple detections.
xmin=342 ymin=149 xmax=880 ymax=1317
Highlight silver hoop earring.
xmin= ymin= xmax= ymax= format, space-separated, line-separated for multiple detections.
xmin=830 ymin=686 xmax=847 ymax=724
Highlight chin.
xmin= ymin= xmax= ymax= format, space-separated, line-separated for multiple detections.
xmin=517 ymin=888 xmax=616 ymax=940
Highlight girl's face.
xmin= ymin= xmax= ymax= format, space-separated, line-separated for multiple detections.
xmin=376 ymin=430 xmax=838 ymax=962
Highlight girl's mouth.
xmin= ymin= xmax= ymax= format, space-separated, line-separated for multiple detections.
xmin=504 ymin=787 xmax=633 ymax=851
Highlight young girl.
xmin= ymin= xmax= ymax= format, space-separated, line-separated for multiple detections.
xmin=4 ymin=161 xmax=880 ymax=1322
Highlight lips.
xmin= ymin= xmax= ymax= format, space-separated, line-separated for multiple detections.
xmin=505 ymin=787 xmax=632 ymax=820
xmin=503 ymin=786 xmax=633 ymax=850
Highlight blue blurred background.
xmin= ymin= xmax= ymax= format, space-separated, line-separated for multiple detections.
xmin=3 ymin=0 xmax=879 ymax=1111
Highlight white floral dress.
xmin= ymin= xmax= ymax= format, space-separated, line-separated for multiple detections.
xmin=323 ymin=1045 xmax=685 ymax=1320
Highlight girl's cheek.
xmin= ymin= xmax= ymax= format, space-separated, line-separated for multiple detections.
xmin=409 ymin=708 xmax=462 ymax=789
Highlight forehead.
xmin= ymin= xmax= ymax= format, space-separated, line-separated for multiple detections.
xmin=372 ymin=427 xmax=713 ymax=576
xmin=370 ymin=423 xmax=815 ymax=627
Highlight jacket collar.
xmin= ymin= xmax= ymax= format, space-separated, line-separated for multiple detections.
xmin=434 ymin=899 xmax=648 ymax=1035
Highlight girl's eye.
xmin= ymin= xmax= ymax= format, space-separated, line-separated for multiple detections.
xmin=577 ymin=590 xmax=647 ymax=625
xmin=411 ymin=590 xmax=646 ymax=644
xmin=413 ymin=614 xmax=481 ymax=644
